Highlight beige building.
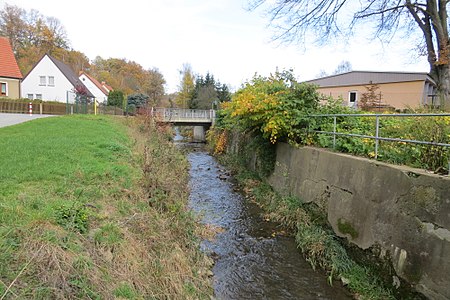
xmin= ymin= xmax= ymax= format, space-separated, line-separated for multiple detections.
xmin=0 ymin=37 xmax=22 ymax=99
xmin=307 ymin=71 xmax=437 ymax=110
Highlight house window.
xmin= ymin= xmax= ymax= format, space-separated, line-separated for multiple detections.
xmin=48 ymin=76 xmax=55 ymax=86
xmin=0 ymin=82 xmax=6 ymax=96
xmin=36 ymin=94 xmax=42 ymax=100
xmin=27 ymin=94 xmax=33 ymax=100
xmin=349 ymin=91 xmax=357 ymax=103
xmin=39 ymin=76 xmax=46 ymax=86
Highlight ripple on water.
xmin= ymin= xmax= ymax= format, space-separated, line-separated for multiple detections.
xmin=188 ymin=150 xmax=352 ymax=300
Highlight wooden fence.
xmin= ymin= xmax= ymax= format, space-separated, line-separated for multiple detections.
xmin=0 ymin=100 xmax=123 ymax=116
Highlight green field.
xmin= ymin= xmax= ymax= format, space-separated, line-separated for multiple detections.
xmin=0 ymin=115 xmax=212 ymax=299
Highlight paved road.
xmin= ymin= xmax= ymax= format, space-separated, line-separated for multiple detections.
xmin=0 ymin=113 xmax=57 ymax=128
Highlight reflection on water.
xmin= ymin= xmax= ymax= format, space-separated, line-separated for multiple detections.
xmin=187 ymin=146 xmax=352 ymax=300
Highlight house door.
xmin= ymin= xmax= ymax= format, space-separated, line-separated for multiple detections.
xmin=348 ymin=91 xmax=357 ymax=108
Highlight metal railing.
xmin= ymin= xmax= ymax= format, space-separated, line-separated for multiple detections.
xmin=152 ymin=108 xmax=215 ymax=123
xmin=308 ymin=113 xmax=450 ymax=173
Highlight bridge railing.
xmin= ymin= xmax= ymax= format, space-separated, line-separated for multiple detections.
xmin=152 ymin=108 xmax=215 ymax=122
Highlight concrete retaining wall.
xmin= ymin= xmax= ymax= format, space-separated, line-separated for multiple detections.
xmin=268 ymin=143 xmax=450 ymax=299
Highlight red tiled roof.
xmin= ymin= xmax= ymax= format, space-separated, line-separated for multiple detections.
xmin=79 ymin=71 xmax=111 ymax=96
xmin=102 ymin=82 xmax=113 ymax=93
xmin=0 ymin=37 xmax=22 ymax=79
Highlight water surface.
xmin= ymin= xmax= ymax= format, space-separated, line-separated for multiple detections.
xmin=187 ymin=147 xmax=352 ymax=300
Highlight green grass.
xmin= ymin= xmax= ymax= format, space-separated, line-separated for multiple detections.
xmin=0 ymin=115 xmax=134 ymax=228
xmin=0 ymin=115 xmax=135 ymax=297
xmin=0 ymin=115 xmax=213 ymax=299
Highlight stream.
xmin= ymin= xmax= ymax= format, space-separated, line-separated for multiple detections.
xmin=177 ymin=134 xmax=352 ymax=299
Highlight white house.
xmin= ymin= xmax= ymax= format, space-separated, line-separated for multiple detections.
xmin=79 ymin=71 xmax=112 ymax=104
xmin=21 ymin=54 xmax=93 ymax=103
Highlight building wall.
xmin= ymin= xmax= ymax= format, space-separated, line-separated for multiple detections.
xmin=79 ymin=74 xmax=108 ymax=103
xmin=0 ymin=77 xmax=20 ymax=98
xmin=317 ymin=81 xmax=426 ymax=109
xmin=21 ymin=56 xmax=76 ymax=103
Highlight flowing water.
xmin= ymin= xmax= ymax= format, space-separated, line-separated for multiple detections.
xmin=179 ymin=136 xmax=352 ymax=299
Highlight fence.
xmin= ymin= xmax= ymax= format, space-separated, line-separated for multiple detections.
xmin=0 ymin=100 xmax=123 ymax=116
xmin=308 ymin=113 xmax=450 ymax=174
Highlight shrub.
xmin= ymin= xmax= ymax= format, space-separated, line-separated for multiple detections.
xmin=107 ymin=90 xmax=125 ymax=108
xmin=223 ymin=70 xmax=320 ymax=143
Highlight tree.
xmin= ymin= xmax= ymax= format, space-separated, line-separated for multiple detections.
xmin=1 ymin=4 xmax=74 ymax=74
xmin=107 ymin=90 xmax=125 ymax=107
xmin=127 ymin=93 xmax=149 ymax=113
xmin=359 ymin=82 xmax=383 ymax=110
xmin=73 ymin=84 xmax=91 ymax=104
xmin=0 ymin=4 xmax=26 ymax=52
xmin=90 ymin=57 xmax=164 ymax=97
xmin=216 ymin=83 xmax=231 ymax=103
xmin=191 ymin=84 xmax=219 ymax=109
xmin=144 ymin=68 xmax=165 ymax=107
xmin=333 ymin=60 xmax=352 ymax=75
xmin=316 ymin=69 xmax=329 ymax=78
xmin=225 ymin=69 xmax=319 ymax=143
xmin=175 ymin=67 xmax=230 ymax=109
xmin=0 ymin=4 xmax=69 ymax=54
xmin=251 ymin=0 xmax=450 ymax=108
xmin=175 ymin=64 xmax=195 ymax=108
xmin=190 ymin=72 xmax=219 ymax=109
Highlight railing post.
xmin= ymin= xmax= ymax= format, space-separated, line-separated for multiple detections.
xmin=375 ymin=115 xmax=380 ymax=159
xmin=333 ymin=116 xmax=337 ymax=149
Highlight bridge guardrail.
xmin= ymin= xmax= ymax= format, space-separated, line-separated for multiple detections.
xmin=152 ymin=108 xmax=215 ymax=123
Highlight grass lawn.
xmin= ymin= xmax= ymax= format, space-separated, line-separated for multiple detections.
xmin=0 ymin=115 xmax=212 ymax=299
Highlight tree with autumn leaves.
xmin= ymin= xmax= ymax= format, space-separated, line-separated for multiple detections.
xmin=224 ymin=70 xmax=319 ymax=143
xmin=176 ymin=64 xmax=231 ymax=110
xmin=0 ymin=3 xmax=166 ymax=104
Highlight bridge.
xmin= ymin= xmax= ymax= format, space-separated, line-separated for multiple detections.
xmin=152 ymin=108 xmax=216 ymax=141
xmin=152 ymin=108 xmax=215 ymax=126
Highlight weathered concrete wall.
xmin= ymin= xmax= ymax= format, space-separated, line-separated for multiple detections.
xmin=268 ymin=143 xmax=450 ymax=299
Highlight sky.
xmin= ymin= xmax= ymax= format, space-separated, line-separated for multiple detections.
xmin=1 ymin=0 xmax=430 ymax=93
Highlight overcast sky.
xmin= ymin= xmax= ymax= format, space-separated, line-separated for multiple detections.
xmin=2 ymin=0 xmax=429 ymax=93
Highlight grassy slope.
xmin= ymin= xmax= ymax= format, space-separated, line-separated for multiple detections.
xmin=0 ymin=115 xmax=212 ymax=299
